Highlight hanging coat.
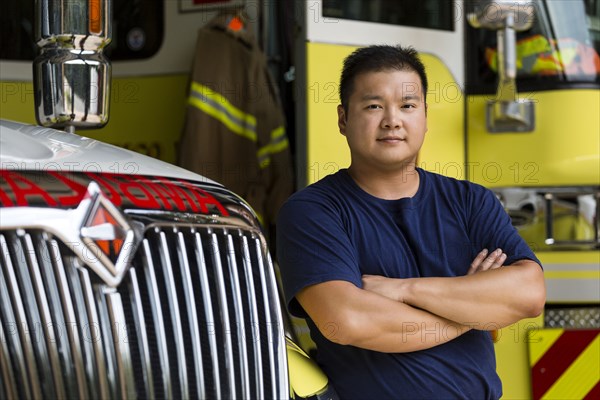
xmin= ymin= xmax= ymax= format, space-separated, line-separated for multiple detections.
xmin=178 ymin=14 xmax=293 ymax=231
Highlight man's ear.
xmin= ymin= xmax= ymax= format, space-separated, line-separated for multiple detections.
xmin=337 ymin=104 xmax=347 ymax=135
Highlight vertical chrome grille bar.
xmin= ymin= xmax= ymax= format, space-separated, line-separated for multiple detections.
xmin=105 ymin=291 xmax=137 ymax=398
xmin=157 ymin=230 xmax=189 ymax=399
xmin=35 ymin=235 xmax=79 ymax=398
xmin=140 ymin=239 xmax=171 ymax=399
xmin=175 ymin=230 xmax=205 ymax=398
xmin=1 ymin=234 xmax=42 ymax=400
xmin=264 ymin=251 xmax=289 ymax=398
xmin=22 ymin=234 xmax=65 ymax=399
xmin=78 ymin=267 xmax=110 ymax=400
xmin=209 ymin=232 xmax=236 ymax=399
xmin=225 ymin=233 xmax=251 ymax=399
xmin=253 ymin=237 xmax=278 ymax=396
xmin=127 ymin=268 xmax=154 ymax=398
xmin=93 ymin=287 xmax=118 ymax=399
xmin=65 ymin=259 xmax=100 ymax=399
xmin=48 ymin=240 xmax=88 ymax=399
xmin=0 ymin=313 xmax=18 ymax=400
xmin=240 ymin=235 xmax=264 ymax=399
xmin=192 ymin=231 xmax=221 ymax=398
xmin=0 ymin=243 xmax=20 ymax=400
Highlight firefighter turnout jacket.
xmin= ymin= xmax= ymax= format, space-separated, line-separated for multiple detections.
xmin=178 ymin=13 xmax=293 ymax=232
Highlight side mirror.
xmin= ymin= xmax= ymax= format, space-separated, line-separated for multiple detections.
xmin=468 ymin=0 xmax=536 ymax=133
xmin=34 ymin=0 xmax=112 ymax=132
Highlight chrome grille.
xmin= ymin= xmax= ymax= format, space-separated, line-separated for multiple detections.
xmin=0 ymin=224 xmax=288 ymax=399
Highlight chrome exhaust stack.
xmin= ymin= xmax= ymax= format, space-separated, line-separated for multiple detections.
xmin=34 ymin=0 xmax=112 ymax=131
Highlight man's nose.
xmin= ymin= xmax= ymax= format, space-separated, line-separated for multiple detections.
xmin=381 ymin=109 xmax=402 ymax=129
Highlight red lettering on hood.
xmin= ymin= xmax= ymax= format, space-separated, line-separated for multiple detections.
xmin=0 ymin=170 xmax=57 ymax=206
xmin=178 ymin=179 xmax=229 ymax=216
xmin=111 ymin=174 xmax=161 ymax=209
xmin=49 ymin=171 xmax=87 ymax=207
xmin=137 ymin=176 xmax=199 ymax=212
xmin=1 ymin=171 xmax=229 ymax=217
xmin=85 ymin=172 xmax=123 ymax=206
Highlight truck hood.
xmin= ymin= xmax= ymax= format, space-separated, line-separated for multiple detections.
xmin=0 ymin=119 xmax=217 ymax=184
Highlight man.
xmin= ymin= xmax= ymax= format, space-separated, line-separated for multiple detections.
xmin=276 ymin=45 xmax=545 ymax=399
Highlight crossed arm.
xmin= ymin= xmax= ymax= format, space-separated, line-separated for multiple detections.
xmin=296 ymin=249 xmax=546 ymax=353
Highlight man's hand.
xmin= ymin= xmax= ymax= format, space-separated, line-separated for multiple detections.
xmin=467 ymin=248 xmax=506 ymax=275
xmin=363 ymin=248 xmax=507 ymax=301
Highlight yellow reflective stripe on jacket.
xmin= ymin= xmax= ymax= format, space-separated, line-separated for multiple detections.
xmin=257 ymin=126 xmax=289 ymax=169
xmin=188 ymin=82 xmax=257 ymax=142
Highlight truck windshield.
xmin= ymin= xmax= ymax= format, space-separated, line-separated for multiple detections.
xmin=467 ymin=0 xmax=600 ymax=93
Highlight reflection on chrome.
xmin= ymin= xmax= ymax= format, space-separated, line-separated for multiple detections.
xmin=494 ymin=187 xmax=599 ymax=249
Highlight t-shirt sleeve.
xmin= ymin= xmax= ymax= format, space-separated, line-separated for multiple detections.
xmin=276 ymin=197 xmax=362 ymax=318
xmin=468 ymin=185 xmax=542 ymax=267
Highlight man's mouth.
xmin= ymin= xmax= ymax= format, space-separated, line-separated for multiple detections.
xmin=377 ymin=136 xmax=405 ymax=142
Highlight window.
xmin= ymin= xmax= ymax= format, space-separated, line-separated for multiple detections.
xmin=322 ymin=0 xmax=454 ymax=31
xmin=466 ymin=0 xmax=600 ymax=93
xmin=0 ymin=0 xmax=164 ymax=61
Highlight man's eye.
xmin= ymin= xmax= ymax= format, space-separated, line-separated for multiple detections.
xmin=402 ymin=104 xmax=416 ymax=109
xmin=367 ymin=104 xmax=382 ymax=109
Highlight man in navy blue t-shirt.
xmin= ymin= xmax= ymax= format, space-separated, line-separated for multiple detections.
xmin=276 ymin=45 xmax=546 ymax=399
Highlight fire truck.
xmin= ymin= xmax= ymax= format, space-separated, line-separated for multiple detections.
xmin=0 ymin=1 xmax=335 ymax=399
xmin=1 ymin=0 xmax=599 ymax=399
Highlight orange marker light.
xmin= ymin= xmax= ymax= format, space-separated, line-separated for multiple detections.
xmin=89 ymin=0 xmax=102 ymax=34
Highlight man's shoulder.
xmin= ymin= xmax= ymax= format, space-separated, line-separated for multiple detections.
xmin=286 ymin=170 xmax=347 ymax=202
xmin=278 ymin=170 xmax=349 ymax=220
xmin=421 ymin=168 xmax=489 ymax=196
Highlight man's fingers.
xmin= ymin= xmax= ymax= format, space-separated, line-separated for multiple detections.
xmin=468 ymin=249 xmax=489 ymax=274
xmin=469 ymin=248 xmax=506 ymax=274
xmin=479 ymin=248 xmax=503 ymax=271
xmin=490 ymin=253 xmax=507 ymax=269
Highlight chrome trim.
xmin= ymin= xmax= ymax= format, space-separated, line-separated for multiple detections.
xmin=175 ymin=230 xmax=206 ymax=398
xmin=22 ymin=233 xmax=65 ymax=399
xmin=225 ymin=232 xmax=251 ymax=399
xmin=0 ymin=207 xmax=290 ymax=399
xmin=0 ymin=181 xmax=138 ymax=288
xmin=2 ymin=234 xmax=43 ymax=399
xmin=265 ymin=251 xmax=290 ymax=397
xmin=192 ymin=231 xmax=222 ymax=398
xmin=126 ymin=268 xmax=154 ymax=398
xmin=65 ymin=258 xmax=99 ymax=398
xmin=209 ymin=231 xmax=237 ymax=399
xmin=105 ymin=291 xmax=137 ymax=398
xmin=255 ymin=238 xmax=278 ymax=395
xmin=36 ymin=235 xmax=79 ymax=398
xmin=94 ymin=286 xmax=118 ymax=399
xmin=79 ymin=267 xmax=110 ymax=399
xmin=241 ymin=235 xmax=265 ymax=399
xmin=493 ymin=186 xmax=600 ymax=249
xmin=140 ymin=240 xmax=171 ymax=398
xmin=157 ymin=230 xmax=189 ymax=399
xmin=0 ymin=242 xmax=20 ymax=400
xmin=48 ymin=239 xmax=88 ymax=399
xmin=35 ymin=0 xmax=112 ymax=129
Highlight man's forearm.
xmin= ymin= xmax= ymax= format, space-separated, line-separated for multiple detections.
xmin=297 ymin=280 xmax=472 ymax=353
xmin=404 ymin=261 xmax=545 ymax=329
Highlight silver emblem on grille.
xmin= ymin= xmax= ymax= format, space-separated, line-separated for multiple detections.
xmin=78 ymin=181 xmax=137 ymax=286
xmin=0 ymin=181 xmax=138 ymax=287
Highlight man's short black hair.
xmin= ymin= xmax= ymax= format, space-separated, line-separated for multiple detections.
xmin=339 ymin=45 xmax=428 ymax=112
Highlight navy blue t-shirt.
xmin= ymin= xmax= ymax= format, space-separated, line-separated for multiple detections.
xmin=276 ymin=168 xmax=540 ymax=400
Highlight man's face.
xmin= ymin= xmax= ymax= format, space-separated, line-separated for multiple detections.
xmin=337 ymin=69 xmax=427 ymax=172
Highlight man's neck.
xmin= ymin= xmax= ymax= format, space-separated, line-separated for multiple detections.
xmin=348 ymin=163 xmax=420 ymax=200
